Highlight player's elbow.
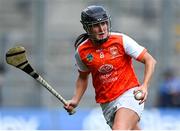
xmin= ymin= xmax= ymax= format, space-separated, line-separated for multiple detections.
xmin=150 ymin=55 xmax=157 ymax=67
xmin=147 ymin=55 xmax=157 ymax=71
xmin=153 ymin=57 xmax=157 ymax=66
xmin=142 ymin=52 xmax=156 ymax=64
xmin=143 ymin=52 xmax=157 ymax=69
xmin=151 ymin=57 xmax=157 ymax=66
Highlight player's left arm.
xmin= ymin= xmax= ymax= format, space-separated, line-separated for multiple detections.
xmin=122 ymin=33 xmax=157 ymax=104
xmin=137 ymin=52 xmax=157 ymax=104
xmin=122 ymin=34 xmax=156 ymax=104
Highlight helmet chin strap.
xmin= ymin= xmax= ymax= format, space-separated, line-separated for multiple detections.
xmin=91 ymin=36 xmax=109 ymax=45
xmin=87 ymin=30 xmax=110 ymax=46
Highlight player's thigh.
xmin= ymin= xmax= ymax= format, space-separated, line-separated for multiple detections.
xmin=112 ymin=107 xmax=139 ymax=130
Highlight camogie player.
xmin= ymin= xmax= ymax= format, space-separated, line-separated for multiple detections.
xmin=64 ymin=5 xmax=156 ymax=130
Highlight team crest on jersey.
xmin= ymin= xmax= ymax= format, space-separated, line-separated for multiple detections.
xmin=98 ymin=64 xmax=113 ymax=74
xmin=86 ymin=54 xmax=93 ymax=62
xmin=109 ymin=46 xmax=119 ymax=58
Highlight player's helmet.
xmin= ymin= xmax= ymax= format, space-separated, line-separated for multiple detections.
xmin=81 ymin=5 xmax=111 ymax=43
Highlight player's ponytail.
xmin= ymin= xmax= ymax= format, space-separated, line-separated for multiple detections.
xmin=74 ymin=33 xmax=89 ymax=50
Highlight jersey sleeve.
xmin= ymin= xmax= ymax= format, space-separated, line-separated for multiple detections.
xmin=75 ymin=50 xmax=90 ymax=73
xmin=122 ymin=34 xmax=147 ymax=61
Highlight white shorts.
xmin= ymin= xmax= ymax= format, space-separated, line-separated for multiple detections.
xmin=100 ymin=87 xmax=144 ymax=128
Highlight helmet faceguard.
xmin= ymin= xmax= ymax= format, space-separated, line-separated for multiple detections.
xmin=81 ymin=5 xmax=111 ymax=44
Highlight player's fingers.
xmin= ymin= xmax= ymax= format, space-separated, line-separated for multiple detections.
xmin=64 ymin=100 xmax=77 ymax=112
xmin=139 ymin=99 xmax=146 ymax=105
xmin=63 ymin=105 xmax=69 ymax=111
xmin=64 ymin=105 xmax=74 ymax=112
xmin=139 ymin=92 xmax=147 ymax=105
xmin=133 ymin=90 xmax=136 ymax=94
xmin=139 ymin=97 xmax=145 ymax=104
xmin=63 ymin=101 xmax=72 ymax=110
xmin=133 ymin=87 xmax=143 ymax=94
xmin=133 ymin=89 xmax=139 ymax=94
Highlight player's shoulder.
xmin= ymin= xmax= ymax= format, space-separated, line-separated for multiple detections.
xmin=77 ymin=39 xmax=90 ymax=49
xmin=74 ymin=33 xmax=90 ymax=50
xmin=75 ymin=38 xmax=91 ymax=55
xmin=111 ymin=32 xmax=135 ymax=43
xmin=110 ymin=32 xmax=131 ymax=40
xmin=110 ymin=31 xmax=129 ymax=37
xmin=111 ymin=31 xmax=122 ymax=35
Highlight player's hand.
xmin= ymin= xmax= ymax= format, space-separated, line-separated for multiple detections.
xmin=133 ymin=85 xmax=148 ymax=105
xmin=64 ymin=99 xmax=78 ymax=114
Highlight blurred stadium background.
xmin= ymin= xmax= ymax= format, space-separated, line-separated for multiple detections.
xmin=0 ymin=0 xmax=180 ymax=130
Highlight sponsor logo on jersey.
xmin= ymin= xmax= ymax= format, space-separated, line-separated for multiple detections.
xmin=109 ymin=46 xmax=120 ymax=58
xmin=98 ymin=64 xmax=113 ymax=74
xmin=86 ymin=54 xmax=93 ymax=62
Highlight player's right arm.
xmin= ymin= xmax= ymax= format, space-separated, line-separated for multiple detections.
xmin=64 ymin=47 xmax=90 ymax=113
xmin=64 ymin=71 xmax=89 ymax=113
xmin=73 ymin=71 xmax=89 ymax=104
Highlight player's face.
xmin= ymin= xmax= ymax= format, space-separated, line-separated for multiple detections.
xmin=88 ymin=20 xmax=109 ymax=41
